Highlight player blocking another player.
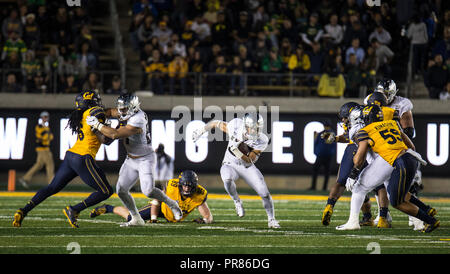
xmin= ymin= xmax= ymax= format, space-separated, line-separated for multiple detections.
xmin=13 ymin=90 xmax=114 ymax=228
xmin=192 ymin=113 xmax=280 ymax=229
xmin=87 ymin=93 xmax=182 ymax=226
xmin=91 ymin=170 xmax=213 ymax=224
xmin=337 ymin=105 xmax=439 ymax=233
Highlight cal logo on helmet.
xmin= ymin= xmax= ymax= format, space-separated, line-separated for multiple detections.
xmin=83 ymin=92 xmax=94 ymax=100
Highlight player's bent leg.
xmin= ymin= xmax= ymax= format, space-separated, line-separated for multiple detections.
xmin=322 ymin=183 xmax=345 ymax=226
xmin=220 ymin=164 xmax=244 ymax=217
xmin=360 ymin=195 xmax=374 ymax=226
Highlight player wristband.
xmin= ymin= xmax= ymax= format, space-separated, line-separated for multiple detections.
xmin=348 ymin=167 xmax=361 ymax=180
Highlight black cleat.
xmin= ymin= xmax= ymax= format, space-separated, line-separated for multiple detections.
xmin=13 ymin=209 xmax=26 ymax=227
xmin=422 ymin=220 xmax=440 ymax=233
xmin=90 ymin=204 xmax=107 ymax=218
xmin=63 ymin=206 xmax=79 ymax=228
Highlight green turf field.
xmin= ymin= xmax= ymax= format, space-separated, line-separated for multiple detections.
xmin=0 ymin=192 xmax=449 ymax=254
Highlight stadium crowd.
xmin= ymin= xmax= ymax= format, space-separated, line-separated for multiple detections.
xmin=0 ymin=0 xmax=448 ymax=99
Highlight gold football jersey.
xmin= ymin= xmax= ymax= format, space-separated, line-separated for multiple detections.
xmin=161 ymin=179 xmax=208 ymax=222
xmin=381 ymin=106 xmax=399 ymax=121
xmin=67 ymin=106 xmax=105 ymax=158
xmin=35 ymin=124 xmax=53 ymax=151
xmin=354 ymin=120 xmax=407 ymax=165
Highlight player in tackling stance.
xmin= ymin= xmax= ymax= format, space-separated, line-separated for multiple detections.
xmin=192 ymin=113 xmax=280 ymax=228
xmin=86 ymin=93 xmax=182 ymax=226
xmin=13 ymin=90 xmax=114 ymax=228
xmin=91 ymin=170 xmax=213 ymax=224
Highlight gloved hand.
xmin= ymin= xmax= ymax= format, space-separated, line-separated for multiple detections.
xmin=321 ymin=131 xmax=336 ymax=144
xmin=86 ymin=115 xmax=104 ymax=131
xmin=192 ymin=128 xmax=206 ymax=142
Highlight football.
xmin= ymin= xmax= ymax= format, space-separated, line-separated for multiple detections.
xmin=238 ymin=142 xmax=252 ymax=156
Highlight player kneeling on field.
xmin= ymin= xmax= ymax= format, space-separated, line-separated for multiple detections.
xmin=90 ymin=170 xmax=213 ymax=224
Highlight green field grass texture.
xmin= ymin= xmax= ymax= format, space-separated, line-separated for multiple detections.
xmin=0 ymin=194 xmax=449 ymax=254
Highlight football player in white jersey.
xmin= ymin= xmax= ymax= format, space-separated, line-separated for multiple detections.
xmin=192 ymin=113 xmax=281 ymax=228
xmin=86 ymin=93 xmax=182 ymax=226
xmin=364 ymin=79 xmax=423 ymax=229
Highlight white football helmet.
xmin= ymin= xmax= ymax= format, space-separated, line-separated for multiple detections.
xmin=376 ymin=79 xmax=398 ymax=104
xmin=348 ymin=105 xmax=364 ymax=129
xmin=117 ymin=93 xmax=140 ymax=121
xmin=242 ymin=112 xmax=263 ymax=141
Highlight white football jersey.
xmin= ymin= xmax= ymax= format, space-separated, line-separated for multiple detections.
xmin=387 ymin=96 xmax=413 ymax=118
xmin=349 ymin=122 xmax=377 ymax=164
xmin=123 ymin=109 xmax=153 ymax=157
xmin=223 ymin=118 xmax=269 ymax=166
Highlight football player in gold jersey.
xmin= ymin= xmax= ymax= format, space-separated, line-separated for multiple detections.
xmin=339 ymin=105 xmax=439 ymax=233
xmin=90 ymin=170 xmax=213 ymax=224
xmin=13 ymin=90 xmax=114 ymax=228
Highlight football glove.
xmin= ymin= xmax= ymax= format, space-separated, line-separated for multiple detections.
xmin=86 ymin=115 xmax=104 ymax=131
xmin=321 ymin=131 xmax=336 ymax=144
xmin=192 ymin=128 xmax=206 ymax=142
xmin=346 ymin=167 xmax=361 ymax=192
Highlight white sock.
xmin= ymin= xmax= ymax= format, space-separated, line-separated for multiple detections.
xmin=349 ymin=192 xmax=366 ymax=224
xmin=118 ymin=191 xmax=139 ymax=216
xmin=262 ymin=195 xmax=275 ymax=220
xmin=223 ymin=179 xmax=240 ymax=202
xmin=148 ymin=188 xmax=178 ymax=209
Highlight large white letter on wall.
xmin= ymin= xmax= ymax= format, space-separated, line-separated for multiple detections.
xmin=303 ymin=121 xmax=324 ymax=164
xmin=427 ymin=123 xmax=449 ymax=166
xmin=0 ymin=118 xmax=28 ymax=159
xmin=272 ymin=121 xmax=293 ymax=163
xmin=185 ymin=120 xmax=208 ymax=163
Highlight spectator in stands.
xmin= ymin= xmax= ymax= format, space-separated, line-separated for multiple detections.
xmin=238 ymin=44 xmax=254 ymax=73
xmin=191 ymin=15 xmax=211 ymax=45
xmin=106 ymin=75 xmax=127 ymax=95
xmin=21 ymin=50 xmax=41 ymax=88
xmin=61 ymin=74 xmax=80 ymax=94
xmin=189 ymin=49 xmax=204 ymax=73
xmin=232 ymin=11 xmax=254 ymax=52
xmin=343 ymin=19 xmax=367 ymax=49
xmin=324 ymin=14 xmax=344 ymax=46
xmin=137 ymin=15 xmax=155 ymax=49
xmin=345 ymin=53 xmax=363 ymax=98
xmin=168 ymin=54 xmax=188 ymax=95
xmin=361 ymin=45 xmax=378 ymax=88
xmin=82 ymin=72 xmax=103 ymax=93
xmin=300 ymin=12 xmax=323 ymax=49
xmin=279 ymin=37 xmax=293 ymax=70
xmin=132 ymin=0 xmax=158 ymax=17
xmin=229 ymin=55 xmax=245 ymax=95
xmin=169 ymin=33 xmax=186 ymax=57
xmin=61 ymin=53 xmax=85 ymax=81
xmin=424 ymin=54 xmax=449 ymax=99
xmin=153 ymin=21 xmax=173 ymax=48
xmin=2 ymin=9 xmax=22 ymax=38
xmin=263 ymin=16 xmax=280 ymax=49
xmin=72 ymin=7 xmax=92 ymax=35
xmin=262 ymin=47 xmax=283 ymax=86
xmin=288 ymin=44 xmax=311 ymax=73
xmin=432 ymin=25 xmax=450 ymax=61
xmin=145 ymin=49 xmax=166 ymax=94
xmin=128 ymin=11 xmax=146 ymax=51
xmin=186 ymin=0 xmax=205 ymax=20
xmin=203 ymin=1 xmax=218 ymax=24
xmin=368 ymin=23 xmax=392 ymax=45
xmin=211 ymin=11 xmax=231 ymax=51
xmin=371 ymin=38 xmax=394 ymax=77
xmin=75 ymin=25 xmax=99 ymax=54
xmin=308 ymin=41 xmax=325 ymax=75
xmin=180 ymin=20 xmax=199 ymax=49
xmin=208 ymin=55 xmax=228 ymax=95
xmin=3 ymin=73 xmax=22 ymax=93
xmin=35 ymin=5 xmax=49 ymax=43
xmin=345 ymin=37 xmax=365 ymax=65
xmin=1 ymin=30 xmax=27 ymax=61
xmin=279 ymin=18 xmax=298 ymax=46
xmin=43 ymin=45 xmax=64 ymax=85
xmin=27 ymin=72 xmax=47 ymax=93
xmin=439 ymin=82 xmax=450 ymax=101
xmin=253 ymin=36 xmax=269 ymax=71
xmin=252 ymin=4 xmax=269 ymax=31
xmin=22 ymin=13 xmax=40 ymax=50
xmin=52 ymin=7 xmax=71 ymax=45
xmin=407 ymin=15 xmax=429 ymax=78
xmin=76 ymin=41 xmax=97 ymax=73
xmin=2 ymin=51 xmax=22 ymax=71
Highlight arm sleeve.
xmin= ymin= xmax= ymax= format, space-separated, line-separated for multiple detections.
xmin=89 ymin=107 xmax=106 ymax=123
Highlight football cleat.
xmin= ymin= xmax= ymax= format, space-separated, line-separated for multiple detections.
xmin=427 ymin=207 xmax=437 ymax=217
xmin=12 ymin=209 xmax=26 ymax=227
xmin=18 ymin=178 xmax=29 ymax=189
xmin=90 ymin=204 xmax=107 ymax=218
xmin=377 ymin=216 xmax=391 ymax=228
xmin=422 ymin=220 xmax=440 ymax=233
xmin=336 ymin=221 xmax=360 ymax=230
xmin=374 ymin=211 xmax=392 ymax=226
xmin=321 ymin=204 xmax=333 ymax=226
xmin=268 ymin=219 xmax=281 ymax=229
xmin=360 ymin=215 xmax=374 ymax=226
xmin=63 ymin=206 xmax=79 ymax=228
xmin=148 ymin=219 xmax=158 ymax=223
xmin=120 ymin=216 xmax=145 ymax=227
xmin=234 ymin=200 xmax=245 ymax=218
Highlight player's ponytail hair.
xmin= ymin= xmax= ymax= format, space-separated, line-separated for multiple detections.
xmin=66 ymin=108 xmax=84 ymax=135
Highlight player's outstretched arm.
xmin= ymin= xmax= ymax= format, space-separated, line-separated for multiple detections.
xmin=195 ymin=202 xmax=213 ymax=224
xmin=192 ymin=120 xmax=228 ymax=142
xmin=86 ymin=115 xmax=142 ymax=140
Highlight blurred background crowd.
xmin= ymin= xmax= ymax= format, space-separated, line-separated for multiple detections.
xmin=0 ymin=0 xmax=449 ymax=99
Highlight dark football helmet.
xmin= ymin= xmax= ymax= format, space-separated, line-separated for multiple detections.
xmin=178 ymin=170 xmax=198 ymax=196
xmin=366 ymin=92 xmax=388 ymax=107
xmin=338 ymin=102 xmax=360 ymax=120
xmin=75 ymin=90 xmax=102 ymax=110
xmin=362 ymin=104 xmax=384 ymax=125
